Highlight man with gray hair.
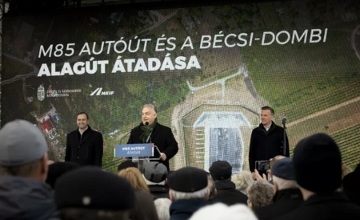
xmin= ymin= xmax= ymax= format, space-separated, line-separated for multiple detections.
xmin=254 ymin=157 xmax=303 ymax=220
xmin=127 ymin=104 xmax=178 ymax=171
xmin=167 ymin=167 xmax=209 ymax=220
xmin=0 ymin=119 xmax=58 ymax=220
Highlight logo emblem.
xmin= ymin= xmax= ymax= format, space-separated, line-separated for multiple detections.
xmin=37 ymin=85 xmax=45 ymax=101
xmin=90 ymin=88 xmax=114 ymax=96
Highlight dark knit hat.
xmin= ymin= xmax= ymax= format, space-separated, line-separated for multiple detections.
xmin=293 ymin=133 xmax=342 ymax=193
xmin=271 ymin=157 xmax=295 ymax=180
xmin=167 ymin=167 xmax=208 ymax=192
xmin=118 ymin=160 xmax=137 ymax=171
xmin=142 ymin=161 xmax=168 ymax=183
xmin=46 ymin=162 xmax=80 ymax=189
xmin=55 ymin=167 xmax=135 ymax=210
xmin=209 ymin=160 xmax=232 ymax=180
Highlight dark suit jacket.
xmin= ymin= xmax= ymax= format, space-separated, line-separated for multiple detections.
xmin=127 ymin=122 xmax=178 ymax=170
xmin=65 ymin=126 xmax=103 ymax=167
xmin=249 ymin=122 xmax=289 ymax=172
xmin=277 ymin=192 xmax=360 ymax=220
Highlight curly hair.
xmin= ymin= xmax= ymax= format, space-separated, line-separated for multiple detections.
xmin=247 ymin=180 xmax=274 ymax=208
xmin=231 ymin=171 xmax=254 ymax=193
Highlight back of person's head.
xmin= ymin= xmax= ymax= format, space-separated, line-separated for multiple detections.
xmin=55 ymin=167 xmax=135 ymax=220
xmin=117 ymin=160 xmax=137 ymax=172
xmin=142 ymin=161 xmax=168 ymax=185
xmin=0 ymin=119 xmax=49 ymax=181
xmin=129 ymin=189 xmax=159 ymax=220
xmin=46 ymin=162 xmax=80 ymax=189
xmin=231 ymin=170 xmax=254 ymax=192
xmin=167 ymin=167 xmax=209 ymax=201
xmin=190 ymin=203 xmax=258 ymax=220
xmin=342 ymin=164 xmax=360 ymax=206
xmin=154 ymin=198 xmax=171 ymax=220
xmin=209 ymin=160 xmax=232 ymax=181
xmin=118 ymin=167 xmax=149 ymax=191
xmin=293 ymin=133 xmax=342 ymax=194
xmin=247 ymin=180 xmax=274 ymax=209
xmin=271 ymin=157 xmax=298 ymax=191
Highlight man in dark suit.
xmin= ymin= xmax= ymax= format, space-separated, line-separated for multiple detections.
xmin=65 ymin=112 xmax=103 ymax=167
xmin=249 ymin=106 xmax=289 ymax=178
xmin=127 ymin=104 xmax=178 ymax=171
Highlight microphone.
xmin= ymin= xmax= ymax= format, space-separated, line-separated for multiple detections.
xmin=282 ymin=117 xmax=287 ymax=124
xmin=145 ymin=122 xmax=149 ymax=126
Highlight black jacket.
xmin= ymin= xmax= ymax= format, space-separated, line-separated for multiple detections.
xmin=65 ymin=125 xmax=103 ymax=167
xmin=210 ymin=179 xmax=248 ymax=205
xmin=254 ymin=188 xmax=303 ymax=220
xmin=277 ymin=192 xmax=360 ymax=220
xmin=0 ymin=176 xmax=59 ymax=220
xmin=249 ymin=122 xmax=289 ymax=172
xmin=170 ymin=199 xmax=207 ymax=220
xmin=127 ymin=122 xmax=178 ymax=171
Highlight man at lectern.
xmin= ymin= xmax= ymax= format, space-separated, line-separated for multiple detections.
xmin=127 ymin=104 xmax=178 ymax=171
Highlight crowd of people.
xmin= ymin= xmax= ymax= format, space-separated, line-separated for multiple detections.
xmin=0 ymin=118 xmax=360 ymax=220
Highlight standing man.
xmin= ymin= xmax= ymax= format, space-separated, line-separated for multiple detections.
xmin=127 ymin=104 xmax=178 ymax=171
xmin=65 ymin=112 xmax=103 ymax=167
xmin=249 ymin=106 xmax=289 ymax=177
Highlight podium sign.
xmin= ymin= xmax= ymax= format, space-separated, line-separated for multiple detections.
xmin=114 ymin=143 xmax=153 ymax=157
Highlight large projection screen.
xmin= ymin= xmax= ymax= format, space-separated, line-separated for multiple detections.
xmin=2 ymin=0 xmax=360 ymax=172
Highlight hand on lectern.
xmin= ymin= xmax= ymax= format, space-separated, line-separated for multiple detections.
xmin=160 ymin=153 xmax=167 ymax=161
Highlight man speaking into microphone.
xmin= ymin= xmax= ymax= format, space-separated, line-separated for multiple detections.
xmin=127 ymin=104 xmax=178 ymax=171
xmin=249 ymin=106 xmax=289 ymax=178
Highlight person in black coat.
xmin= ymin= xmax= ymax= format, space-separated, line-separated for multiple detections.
xmin=249 ymin=106 xmax=289 ymax=176
xmin=65 ymin=112 xmax=103 ymax=167
xmin=277 ymin=133 xmax=360 ymax=220
xmin=254 ymin=157 xmax=303 ymax=220
xmin=127 ymin=104 xmax=178 ymax=171
xmin=208 ymin=160 xmax=248 ymax=205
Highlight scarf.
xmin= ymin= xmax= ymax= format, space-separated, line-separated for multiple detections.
xmin=139 ymin=118 xmax=158 ymax=143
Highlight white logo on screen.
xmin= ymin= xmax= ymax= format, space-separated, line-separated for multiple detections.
xmin=37 ymin=85 xmax=45 ymax=101
xmin=90 ymin=88 xmax=114 ymax=96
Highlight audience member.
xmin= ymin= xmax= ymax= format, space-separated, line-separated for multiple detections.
xmin=142 ymin=161 xmax=169 ymax=199
xmin=247 ymin=180 xmax=274 ymax=209
xmin=342 ymin=163 xmax=360 ymax=206
xmin=55 ymin=167 xmax=135 ymax=220
xmin=46 ymin=162 xmax=80 ymax=189
xmin=231 ymin=170 xmax=254 ymax=195
xmin=129 ymin=189 xmax=159 ymax=220
xmin=167 ymin=167 xmax=209 ymax=220
xmin=118 ymin=167 xmax=149 ymax=191
xmin=278 ymin=133 xmax=360 ymax=220
xmin=209 ymin=160 xmax=247 ymax=205
xmin=0 ymin=119 xmax=58 ymax=220
xmin=254 ymin=157 xmax=303 ymax=220
xmin=189 ymin=203 xmax=258 ymax=220
xmin=154 ymin=198 xmax=172 ymax=220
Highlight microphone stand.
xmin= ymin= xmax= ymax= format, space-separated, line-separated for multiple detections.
xmin=282 ymin=118 xmax=287 ymax=156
